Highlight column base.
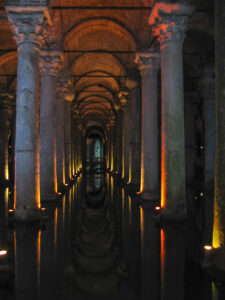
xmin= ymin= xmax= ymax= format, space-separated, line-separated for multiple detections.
xmin=14 ymin=208 xmax=41 ymax=222
xmin=137 ymin=191 xmax=159 ymax=201
xmin=41 ymin=193 xmax=59 ymax=202
xmin=125 ymin=182 xmax=140 ymax=194
xmin=159 ymin=206 xmax=186 ymax=221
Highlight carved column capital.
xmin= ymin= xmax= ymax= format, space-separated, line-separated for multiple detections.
xmin=39 ymin=51 xmax=63 ymax=76
xmin=149 ymin=2 xmax=193 ymax=48
xmin=118 ymin=91 xmax=129 ymax=107
xmin=6 ymin=7 xmax=51 ymax=50
xmin=135 ymin=52 xmax=160 ymax=77
xmin=0 ymin=93 xmax=16 ymax=111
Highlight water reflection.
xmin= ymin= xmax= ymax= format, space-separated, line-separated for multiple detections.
xmin=0 ymin=174 xmax=225 ymax=300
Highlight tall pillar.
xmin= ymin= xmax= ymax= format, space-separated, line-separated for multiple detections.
xmin=64 ymin=92 xmax=74 ymax=183
xmin=136 ymin=52 xmax=160 ymax=200
xmin=7 ymin=7 xmax=50 ymax=220
xmin=202 ymin=66 xmax=215 ymax=244
xmin=119 ymin=92 xmax=130 ymax=184
xmin=127 ymin=78 xmax=141 ymax=191
xmin=149 ymin=2 xmax=192 ymax=219
xmin=110 ymin=117 xmax=116 ymax=171
xmin=0 ymin=94 xmax=12 ymax=185
xmin=213 ymin=0 xmax=225 ymax=271
xmin=40 ymin=51 xmax=62 ymax=200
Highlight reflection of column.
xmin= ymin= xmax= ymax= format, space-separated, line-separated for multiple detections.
xmin=149 ymin=3 xmax=192 ymax=219
xmin=14 ymin=224 xmax=40 ymax=300
xmin=202 ymin=67 xmax=215 ymax=245
xmin=213 ymin=0 xmax=225 ymax=271
xmin=161 ymin=225 xmax=186 ymax=300
xmin=7 ymin=7 xmax=50 ymax=220
xmin=40 ymin=51 xmax=61 ymax=200
xmin=136 ymin=54 xmax=160 ymax=199
xmin=0 ymin=94 xmax=12 ymax=185
xmin=64 ymin=93 xmax=74 ymax=183
xmin=140 ymin=203 xmax=160 ymax=300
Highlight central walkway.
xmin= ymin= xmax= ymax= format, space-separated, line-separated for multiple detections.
xmin=0 ymin=173 xmax=224 ymax=300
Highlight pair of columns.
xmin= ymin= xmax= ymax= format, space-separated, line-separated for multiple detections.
xmin=136 ymin=3 xmax=192 ymax=219
xmin=6 ymin=6 xmax=73 ymax=220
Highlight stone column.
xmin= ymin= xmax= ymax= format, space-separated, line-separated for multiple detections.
xmin=119 ymin=92 xmax=130 ymax=184
xmin=6 ymin=7 xmax=50 ymax=220
xmin=213 ymin=0 xmax=225 ymax=271
xmin=125 ymin=74 xmax=141 ymax=193
xmin=149 ymin=2 xmax=192 ymax=219
xmin=0 ymin=94 xmax=13 ymax=185
xmin=115 ymin=108 xmax=122 ymax=174
xmin=64 ymin=92 xmax=74 ymax=183
xmin=135 ymin=53 xmax=160 ymax=200
xmin=106 ymin=124 xmax=111 ymax=170
xmin=202 ymin=66 xmax=215 ymax=244
xmin=110 ymin=117 xmax=116 ymax=171
xmin=56 ymin=76 xmax=70 ymax=191
xmin=40 ymin=51 xmax=62 ymax=200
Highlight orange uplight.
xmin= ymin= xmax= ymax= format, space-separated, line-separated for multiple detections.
xmin=204 ymin=245 xmax=213 ymax=251
xmin=64 ymin=183 xmax=69 ymax=186
xmin=41 ymin=208 xmax=46 ymax=211
xmin=155 ymin=206 xmax=161 ymax=211
xmin=9 ymin=209 xmax=14 ymax=213
xmin=58 ymin=192 xmax=62 ymax=195
xmin=0 ymin=250 xmax=7 ymax=256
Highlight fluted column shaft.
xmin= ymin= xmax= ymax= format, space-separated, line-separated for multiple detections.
xmin=40 ymin=52 xmax=61 ymax=200
xmin=150 ymin=3 xmax=191 ymax=218
xmin=7 ymin=8 xmax=50 ymax=220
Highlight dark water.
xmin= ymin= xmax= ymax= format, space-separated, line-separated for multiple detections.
xmin=0 ymin=173 xmax=224 ymax=300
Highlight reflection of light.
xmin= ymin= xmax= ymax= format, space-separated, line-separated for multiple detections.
xmin=204 ymin=245 xmax=213 ymax=251
xmin=161 ymin=229 xmax=165 ymax=276
xmin=0 ymin=250 xmax=7 ymax=256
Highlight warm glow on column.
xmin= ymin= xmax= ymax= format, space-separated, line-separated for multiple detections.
xmin=5 ymin=188 xmax=9 ymax=218
xmin=212 ymin=201 xmax=221 ymax=249
xmin=36 ymin=148 xmax=41 ymax=210
xmin=161 ymin=128 xmax=166 ymax=208
xmin=5 ymin=160 xmax=9 ymax=181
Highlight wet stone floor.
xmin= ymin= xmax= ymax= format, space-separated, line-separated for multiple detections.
xmin=0 ymin=173 xmax=225 ymax=300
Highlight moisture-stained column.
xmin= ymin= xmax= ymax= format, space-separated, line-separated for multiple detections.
xmin=40 ymin=51 xmax=61 ymax=200
xmin=136 ymin=53 xmax=160 ymax=200
xmin=213 ymin=0 xmax=225 ymax=271
xmin=149 ymin=3 xmax=192 ymax=219
xmin=7 ymin=8 xmax=50 ymax=220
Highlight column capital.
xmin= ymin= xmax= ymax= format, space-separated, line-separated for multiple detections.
xmin=149 ymin=2 xmax=193 ymax=48
xmin=39 ymin=50 xmax=63 ymax=76
xmin=0 ymin=93 xmax=16 ymax=111
xmin=118 ymin=90 xmax=129 ymax=107
xmin=6 ymin=7 xmax=51 ymax=50
xmin=135 ymin=52 xmax=160 ymax=77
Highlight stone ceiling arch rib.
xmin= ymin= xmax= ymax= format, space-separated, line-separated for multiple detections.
xmin=63 ymin=17 xmax=137 ymax=52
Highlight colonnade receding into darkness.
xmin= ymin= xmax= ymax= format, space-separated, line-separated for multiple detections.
xmin=0 ymin=0 xmax=224 ymax=274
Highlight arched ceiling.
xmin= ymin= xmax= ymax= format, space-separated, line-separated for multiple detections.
xmin=0 ymin=0 xmax=214 ymax=131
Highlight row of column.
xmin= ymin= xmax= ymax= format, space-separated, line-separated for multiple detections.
xmin=6 ymin=6 xmax=77 ymax=221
